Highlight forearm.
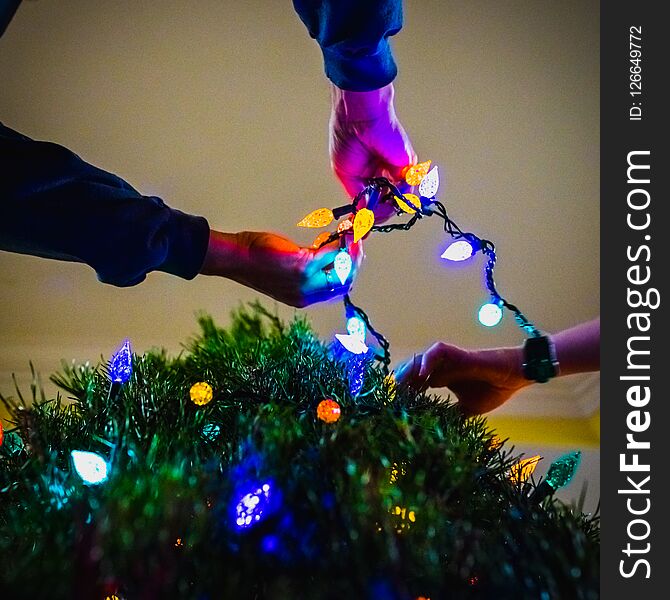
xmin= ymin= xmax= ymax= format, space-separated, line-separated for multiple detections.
xmin=199 ymin=230 xmax=244 ymax=280
xmin=552 ymin=318 xmax=601 ymax=376
xmin=501 ymin=318 xmax=601 ymax=381
xmin=331 ymin=82 xmax=397 ymax=121
xmin=0 ymin=123 xmax=210 ymax=286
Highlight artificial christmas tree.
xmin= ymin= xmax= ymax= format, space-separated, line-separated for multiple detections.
xmin=0 ymin=305 xmax=598 ymax=599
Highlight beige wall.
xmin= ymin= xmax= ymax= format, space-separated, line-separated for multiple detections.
xmin=1 ymin=1 xmax=599 ymax=503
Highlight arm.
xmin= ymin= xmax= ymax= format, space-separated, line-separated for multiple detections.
xmin=0 ymin=123 xmax=362 ymax=306
xmin=293 ymin=0 xmax=402 ymax=93
xmin=395 ymin=319 xmax=601 ymax=416
xmin=293 ymin=0 xmax=416 ymax=200
xmin=0 ymin=123 xmax=209 ymax=287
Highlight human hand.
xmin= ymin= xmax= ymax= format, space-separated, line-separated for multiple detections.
xmin=330 ymin=83 xmax=416 ymax=222
xmin=394 ymin=343 xmax=531 ymax=416
xmin=200 ymin=230 xmax=363 ymax=308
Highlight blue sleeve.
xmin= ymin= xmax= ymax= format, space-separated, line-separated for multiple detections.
xmin=293 ymin=0 xmax=403 ymax=92
xmin=0 ymin=123 xmax=210 ymax=287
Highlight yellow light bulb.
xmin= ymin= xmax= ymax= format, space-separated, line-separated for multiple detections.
xmin=190 ymin=381 xmax=213 ymax=406
xmin=353 ymin=208 xmax=375 ymax=243
xmin=297 ymin=208 xmax=335 ymax=228
xmin=391 ymin=505 xmax=417 ymax=533
xmin=395 ymin=193 xmax=421 ymax=214
xmin=389 ymin=460 xmax=407 ymax=484
xmin=488 ymin=435 xmax=503 ymax=450
xmin=509 ymin=455 xmax=541 ymax=484
xmin=383 ymin=374 xmax=398 ymax=404
xmin=404 ymin=160 xmax=432 ymax=186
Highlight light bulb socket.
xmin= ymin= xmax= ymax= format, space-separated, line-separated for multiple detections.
xmin=528 ymin=480 xmax=553 ymax=503
xmin=333 ymin=204 xmax=354 ymax=219
xmin=522 ymin=335 xmax=559 ymax=383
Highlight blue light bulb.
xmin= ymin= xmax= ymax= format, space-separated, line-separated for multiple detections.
xmin=71 ymin=450 xmax=109 ymax=485
xmin=478 ymin=302 xmax=503 ymax=327
xmin=109 ymin=339 xmax=132 ymax=383
xmin=346 ymin=316 xmax=366 ymax=341
xmin=441 ymin=240 xmax=474 ymax=262
xmin=348 ymin=354 xmax=367 ymax=397
xmin=234 ymin=482 xmax=272 ymax=530
xmin=333 ymin=250 xmax=353 ymax=285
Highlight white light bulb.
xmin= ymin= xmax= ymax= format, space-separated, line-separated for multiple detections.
xmin=71 ymin=450 xmax=109 ymax=485
xmin=418 ymin=166 xmax=439 ymax=198
xmin=478 ymin=302 xmax=503 ymax=327
xmin=333 ymin=250 xmax=353 ymax=285
xmin=346 ymin=316 xmax=366 ymax=341
xmin=335 ymin=333 xmax=369 ymax=355
xmin=441 ymin=240 xmax=474 ymax=262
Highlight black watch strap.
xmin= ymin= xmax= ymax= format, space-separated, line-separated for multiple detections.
xmin=522 ymin=335 xmax=559 ymax=383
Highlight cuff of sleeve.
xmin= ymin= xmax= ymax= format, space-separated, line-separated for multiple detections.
xmin=322 ymin=41 xmax=397 ymax=92
xmin=158 ymin=208 xmax=211 ymax=280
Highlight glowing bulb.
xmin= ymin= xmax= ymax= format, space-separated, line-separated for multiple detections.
xmin=190 ymin=381 xmax=214 ymax=406
xmin=478 ymin=302 xmax=503 ymax=327
xmin=348 ymin=354 xmax=367 ymax=397
xmin=395 ymin=193 xmax=421 ymax=214
xmin=109 ymin=339 xmax=132 ymax=384
xmin=297 ymin=208 xmax=334 ymax=228
xmin=441 ymin=240 xmax=474 ymax=261
xmin=317 ymin=399 xmax=341 ymax=423
xmin=346 ymin=316 xmax=366 ymax=341
xmin=337 ymin=218 xmax=353 ymax=233
xmin=202 ymin=423 xmax=220 ymax=440
xmin=335 ymin=333 xmax=368 ymax=355
xmin=488 ymin=435 xmax=503 ymax=450
xmin=545 ymin=451 xmax=581 ymax=490
xmin=234 ymin=482 xmax=272 ymax=530
xmin=333 ymin=250 xmax=353 ymax=285
xmin=71 ymin=450 xmax=108 ymax=485
xmin=383 ymin=374 xmax=398 ymax=403
xmin=391 ymin=505 xmax=417 ymax=533
xmin=389 ymin=461 xmax=406 ymax=483
xmin=353 ymin=208 xmax=375 ymax=243
xmin=404 ymin=160 xmax=432 ymax=186
xmin=418 ymin=166 xmax=439 ymax=198
xmin=509 ymin=455 xmax=541 ymax=484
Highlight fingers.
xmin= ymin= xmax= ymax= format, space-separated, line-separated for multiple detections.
xmin=394 ymin=353 xmax=424 ymax=387
xmin=396 ymin=343 xmax=459 ymax=390
xmin=300 ymin=268 xmax=349 ymax=306
xmin=373 ymin=121 xmax=418 ymax=183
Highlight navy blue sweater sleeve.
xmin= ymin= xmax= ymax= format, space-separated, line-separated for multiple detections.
xmin=0 ymin=123 xmax=210 ymax=287
xmin=293 ymin=0 xmax=403 ymax=92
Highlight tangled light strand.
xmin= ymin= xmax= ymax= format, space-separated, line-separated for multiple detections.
xmin=299 ymin=166 xmax=542 ymax=377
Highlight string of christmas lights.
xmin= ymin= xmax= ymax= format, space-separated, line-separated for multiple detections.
xmin=297 ymin=160 xmax=543 ymax=386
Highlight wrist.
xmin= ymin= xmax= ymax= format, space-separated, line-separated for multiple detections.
xmin=199 ymin=230 xmax=246 ymax=280
xmin=522 ymin=335 xmax=560 ymax=383
xmin=331 ymin=82 xmax=396 ymax=122
xmin=480 ymin=346 xmax=532 ymax=391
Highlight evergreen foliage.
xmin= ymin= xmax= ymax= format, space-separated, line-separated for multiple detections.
xmin=0 ymin=304 xmax=599 ymax=599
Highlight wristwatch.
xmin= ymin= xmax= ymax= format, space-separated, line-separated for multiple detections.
xmin=522 ymin=335 xmax=559 ymax=383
